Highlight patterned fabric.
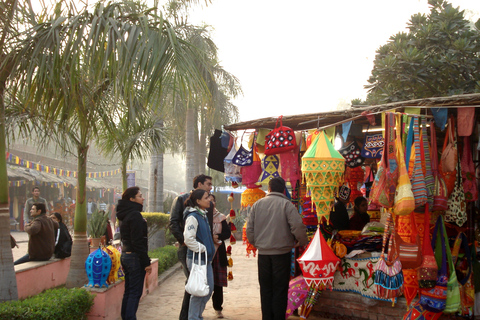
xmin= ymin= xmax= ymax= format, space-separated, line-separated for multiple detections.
xmin=403 ymin=269 xmax=419 ymax=307
xmin=339 ymin=141 xmax=365 ymax=167
xmin=213 ymin=252 xmax=228 ymax=287
xmin=461 ymin=136 xmax=478 ymax=202
xmin=224 ymin=146 xmax=242 ymax=183
xmin=403 ymin=302 xmax=443 ymax=320
xmin=258 ymin=155 xmax=280 ymax=184
xmin=411 ymin=117 xmax=427 ymax=207
xmin=445 ymin=159 xmax=467 ymax=227
xmin=264 ymin=116 xmax=296 ymax=155
xmin=232 ymin=145 xmax=253 ymax=166
xmin=421 ymin=118 xmax=435 ymax=208
xmin=361 ymin=132 xmax=384 ymax=159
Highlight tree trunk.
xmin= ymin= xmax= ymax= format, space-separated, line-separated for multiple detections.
xmin=148 ymin=152 xmax=163 ymax=212
xmin=65 ymin=144 xmax=89 ymax=288
xmin=121 ymin=159 xmax=128 ymax=191
xmin=0 ymin=82 xmax=17 ymax=301
xmin=185 ymin=108 xmax=195 ymax=191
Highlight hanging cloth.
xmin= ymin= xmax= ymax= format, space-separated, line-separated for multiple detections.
xmin=461 ymin=136 xmax=478 ymax=202
xmin=421 ymin=118 xmax=435 ymax=208
xmin=457 ymin=108 xmax=475 ymax=137
xmin=224 ymin=145 xmax=242 ymax=183
xmin=411 ymin=117 xmax=427 ymax=208
xmin=279 ymin=148 xmax=301 ymax=186
xmin=258 ymin=155 xmax=280 ymax=184
xmin=208 ymin=129 xmax=229 ymax=173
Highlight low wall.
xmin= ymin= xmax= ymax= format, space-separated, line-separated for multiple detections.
xmin=15 ymin=258 xmax=71 ymax=300
xmin=86 ymin=258 xmax=158 ymax=320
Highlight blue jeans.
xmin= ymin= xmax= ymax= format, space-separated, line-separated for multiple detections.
xmin=187 ymin=257 xmax=213 ymax=320
xmin=121 ymin=252 xmax=146 ymax=320
xmin=14 ymin=254 xmax=31 ymax=265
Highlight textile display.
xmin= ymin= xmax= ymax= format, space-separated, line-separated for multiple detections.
xmin=431 ymin=108 xmax=448 ymax=130
xmin=457 ymin=107 xmax=475 ymax=137
xmin=421 ymin=118 xmax=435 ymax=208
xmin=279 ymin=148 xmax=301 ymax=185
xmin=240 ymin=187 xmax=266 ymax=208
xmin=333 ymin=255 xmax=393 ymax=302
xmin=444 ymin=155 xmax=467 ymax=227
xmin=240 ymin=147 xmax=262 ymax=188
xmin=461 ymin=136 xmax=478 ymax=202
xmin=286 ymin=276 xmax=309 ymax=319
xmin=301 ymin=131 xmax=345 ymax=222
xmin=402 ymin=302 xmax=443 ymax=320
xmin=440 ymin=117 xmax=457 ymax=195
xmin=403 ymin=269 xmax=420 ymax=308
xmin=430 ymin=123 xmax=448 ymax=211
xmin=231 ymin=142 xmax=253 ymax=167
xmin=220 ymin=130 xmax=233 ymax=149
xmin=418 ymin=204 xmax=438 ymax=289
xmin=342 ymin=121 xmax=352 ymax=142
xmin=441 ymin=220 xmax=461 ymax=314
xmin=361 ymin=129 xmax=384 ymax=159
xmin=339 ymin=141 xmax=365 ymax=167
xmin=207 ymin=129 xmax=229 ymax=172
xmin=345 ymin=166 xmax=364 ymax=204
xmin=264 ymin=115 xmax=297 ymax=155
xmin=258 ymin=154 xmax=280 ymax=184
xmin=395 ymin=213 xmax=422 ymax=270
xmin=411 ymin=117 xmax=427 ymax=207
xmin=224 ymin=146 xmax=242 ymax=183
xmin=451 ymin=233 xmax=474 ymax=316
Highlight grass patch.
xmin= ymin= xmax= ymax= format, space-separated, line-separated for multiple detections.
xmin=149 ymin=245 xmax=178 ymax=274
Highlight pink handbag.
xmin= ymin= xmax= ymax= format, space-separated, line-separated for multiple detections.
xmin=461 ymin=136 xmax=478 ymax=202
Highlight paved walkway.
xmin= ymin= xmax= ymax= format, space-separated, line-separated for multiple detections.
xmin=137 ymin=241 xmax=328 ymax=320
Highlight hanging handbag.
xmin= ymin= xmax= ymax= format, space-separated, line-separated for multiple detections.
xmin=361 ymin=126 xmax=384 ymax=159
xmin=418 ymin=204 xmax=438 ymax=289
xmin=185 ymin=244 xmax=210 ymax=297
xmin=443 ymin=224 xmax=461 ymax=314
xmin=264 ymin=116 xmax=296 ymax=155
xmin=364 ymin=166 xmax=374 ymax=199
xmin=421 ymin=118 xmax=435 ymax=208
xmin=393 ymin=114 xmax=415 ymax=216
xmin=451 ymin=233 xmax=474 ymax=316
xmin=373 ymin=212 xmax=404 ymax=301
xmin=402 ymin=301 xmax=443 ymax=320
xmin=232 ymin=132 xmax=254 ymax=166
xmin=370 ymin=113 xmax=398 ymax=208
xmin=430 ymin=123 xmax=448 ymax=211
xmin=419 ymin=216 xmax=448 ymax=313
xmin=457 ymin=107 xmax=475 ymax=137
xmin=445 ymin=153 xmax=467 ymax=227
xmin=440 ymin=117 xmax=457 ymax=195
xmin=461 ymin=135 xmax=478 ymax=202
xmin=410 ymin=117 xmax=428 ymax=207
xmin=395 ymin=212 xmax=422 ymax=269
xmin=339 ymin=140 xmax=365 ymax=168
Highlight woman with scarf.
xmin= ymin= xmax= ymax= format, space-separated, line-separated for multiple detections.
xmin=183 ymin=189 xmax=215 ymax=320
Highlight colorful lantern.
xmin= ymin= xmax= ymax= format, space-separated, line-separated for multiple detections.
xmin=241 ymin=186 xmax=266 ymax=208
xmin=301 ymin=131 xmax=345 ymax=222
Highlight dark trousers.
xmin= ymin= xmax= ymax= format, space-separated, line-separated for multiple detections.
xmin=14 ymin=254 xmax=31 ymax=265
xmin=178 ymin=245 xmax=191 ymax=320
xmin=258 ymin=253 xmax=291 ymax=320
xmin=212 ymin=285 xmax=223 ymax=311
xmin=121 ymin=252 xmax=146 ymax=320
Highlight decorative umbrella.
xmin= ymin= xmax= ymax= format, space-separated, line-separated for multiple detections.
xmin=297 ymin=228 xmax=341 ymax=319
xmin=286 ymin=275 xmax=309 ymax=319
xmin=301 ymin=131 xmax=345 ymax=222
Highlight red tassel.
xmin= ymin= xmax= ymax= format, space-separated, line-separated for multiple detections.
xmin=226 ymin=245 xmax=232 ymax=255
xmin=231 ymin=182 xmax=238 ymax=188
xmin=230 ymin=234 xmax=236 ymax=245
xmin=230 ymin=209 xmax=236 ymax=218
xmin=230 ymin=222 xmax=237 ymax=232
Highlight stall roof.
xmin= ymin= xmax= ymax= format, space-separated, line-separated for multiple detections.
xmin=224 ymin=93 xmax=480 ymax=131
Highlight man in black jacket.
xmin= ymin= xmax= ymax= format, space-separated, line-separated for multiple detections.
xmin=169 ymin=174 xmax=213 ymax=320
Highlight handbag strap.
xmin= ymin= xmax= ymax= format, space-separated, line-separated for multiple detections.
xmin=274 ymin=115 xmax=283 ymax=129
xmin=405 ymin=118 xmax=415 ymax=171
xmin=381 ymin=211 xmax=392 ymax=257
xmin=430 ymin=121 xmax=438 ymax=173
xmin=422 ymin=203 xmax=434 ymax=256
xmin=451 ymin=232 xmax=472 ymax=285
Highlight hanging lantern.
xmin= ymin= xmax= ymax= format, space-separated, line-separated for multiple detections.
xmin=302 ymin=131 xmax=345 ymax=223
xmin=241 ymin=186 xmax=266 ymax=208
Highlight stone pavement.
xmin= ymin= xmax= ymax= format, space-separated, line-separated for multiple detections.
xmin=137 ymin=241 xmax=328 ymax=320
xmin=10 ymin=231 xmax=29 ymax=262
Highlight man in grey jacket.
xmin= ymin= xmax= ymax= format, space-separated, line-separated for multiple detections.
xmin=246 ymin=177 xmax=308 ymax=320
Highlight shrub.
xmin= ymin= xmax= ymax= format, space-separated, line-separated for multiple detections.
xmin=149 ymin=245 xmax=178 ymax=274
xmin=165 ymin=228 xmax=177 ymax=245
xmin=0 ymin=287 xmax=94 ymax=319
xmin=141 ymin=212 xmax=169 ymax=240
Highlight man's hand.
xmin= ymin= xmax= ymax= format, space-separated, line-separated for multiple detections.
xmin=145 ymin=265 xmax=152 ymax=275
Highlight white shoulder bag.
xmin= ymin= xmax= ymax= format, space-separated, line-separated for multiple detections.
xmin=185 ymin=244 xmax=210 ymax=297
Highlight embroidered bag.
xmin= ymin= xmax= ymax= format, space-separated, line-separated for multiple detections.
xmin=258 ymin=155 xmax=280 ymax=184
xmin=395 ymin=212 xmax=422 ymax=269
xmin=373 ymin=212 xmax=404 ymax=302
xmin=419 ymin=216 xmax=448 ymax=313
xmin=461 ymin=136 xmax=478 ymax=202
xmin=445 ymin=154 xmax=467 ymax=227
xmin=370 ymin=113 xmax=398 ymax=208
xmin=451 ymin=232 xmax=474 ymax=316
xmin=364 ymin=166 xmax=374 ymax=198
xmin=421 ymin=118 xmax=435 ymax=209
xmin=361 ymin=126 xmax=384 ymax=159
xmin=339 ymin=140 xmax=365 ymax=167
xmin=411 ymin=117 xmax=427 ymax=207
xmin=418 ymin=204 xmax=438 ymax=289
xmin=457 ymin=107 xmax=475 ymax=137
xmin=440 ymin=117 xmax=457 ymax=195
xmin=430 ymin=123 xmax=448 ymax=211
xmin=402 ymin=301 xmax=443 ymax=320
xmin=232 ymin=132 xmax=254 ymax=167
xmin=264 ymin=116 xmax=296 ymax=155
xmin=393 ymin=114 xmax=415 ymax=216
xmin=443 ymin=221 xmax=461 ymax=314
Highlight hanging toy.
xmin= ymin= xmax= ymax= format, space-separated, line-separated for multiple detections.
xmin=228 ymin=193 xmax=236 ymax=218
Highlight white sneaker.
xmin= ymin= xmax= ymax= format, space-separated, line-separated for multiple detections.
xmin=215 ymin=310 xmax=224 ymax=318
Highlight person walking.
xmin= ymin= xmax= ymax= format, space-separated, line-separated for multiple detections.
xmin=169 ymin=174 xmax=213 ymax=320
xmin=209 ymin=194 xmax=231 ymax=318
xmin=183 ymin=189 xmax=215 ymax=320
xmin=116 ymin=187 xmax=152 ymax=320
xmin=23 ymin=186 xmax=50 ymax=225
xmin=15 ymin=203 xmax=58 ymax=265
xmin=246 ymin=177 xmax=308 ymax=320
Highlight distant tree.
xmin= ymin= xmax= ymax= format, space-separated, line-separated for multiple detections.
xmin=365 ymin=0 xmax=480 ymax=104
xmin=351 ymin=98 xmax=368 ymax=106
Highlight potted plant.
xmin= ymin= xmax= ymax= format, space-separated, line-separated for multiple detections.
xmin=87 ymin=210 xmax=109 ymax=247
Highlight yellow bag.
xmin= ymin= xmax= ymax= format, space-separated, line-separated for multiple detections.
xmin=393 ymin=114 xmax=415 ymax=216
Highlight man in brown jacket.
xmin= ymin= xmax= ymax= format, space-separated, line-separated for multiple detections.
xmin=14 ymin=203 xmax=58 ymax=265
xmin=246 ymin=177 xmax=308 ymax=320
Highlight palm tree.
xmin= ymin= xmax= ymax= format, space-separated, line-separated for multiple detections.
xmin=10 ymin=1 xmax=209 ymax=287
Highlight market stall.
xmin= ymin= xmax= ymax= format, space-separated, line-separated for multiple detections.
xmin=213 ymin=93 xmax=480 ymax=319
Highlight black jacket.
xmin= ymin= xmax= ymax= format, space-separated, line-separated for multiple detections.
xmin=54 ymin=221 xmax=72 ymax=258
xmin=116 ymin=200 xmax=151 ymax=269
xmin=216 ymin=220 xmax=231 ymax=267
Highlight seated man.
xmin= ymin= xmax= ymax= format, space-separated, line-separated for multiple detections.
xmin=14 ymin=203 xmax=58 ymax=265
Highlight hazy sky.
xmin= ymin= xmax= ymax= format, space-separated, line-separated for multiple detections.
xmin=188 ymin=0 xmax=480 ymax=122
